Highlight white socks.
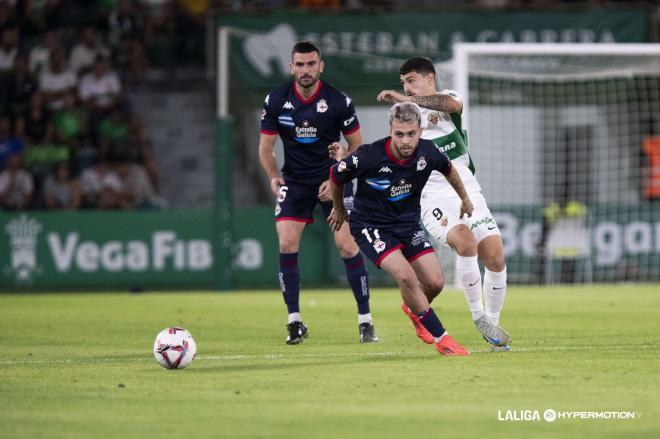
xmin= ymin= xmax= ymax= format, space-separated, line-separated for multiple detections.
xmin=288 ymin=312 xmax=302 ymax=324
xmin=484 ymin=267 xmax=507 ymax=326
xmin=358 ymin=313 xmax=372 ymax=324
xmin=456 ymin=255 xmax=485 ymax=321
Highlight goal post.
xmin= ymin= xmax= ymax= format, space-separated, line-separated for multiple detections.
xmin=446 ymin=43 xmax=660 ymax=283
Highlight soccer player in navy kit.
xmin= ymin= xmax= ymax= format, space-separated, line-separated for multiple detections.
xmin=259 ymin=42 xmax=377 ymax=345
xmin=328 ymin=102 xmax=472 ymax=356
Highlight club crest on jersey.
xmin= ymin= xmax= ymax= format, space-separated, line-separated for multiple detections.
xmin=417 ymin=156 xmax=427 ymax=171
xmin=283 ymin=101 xmax=294 ymax=110
xmin=373 ymin=239 xmax=386 ymax=253
xmin=316 ymin=99 xmax=328 ymax=113
xmin=427 ymin=112 xmax=439 ymax=126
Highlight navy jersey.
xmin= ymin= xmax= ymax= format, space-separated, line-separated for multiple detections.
xmin=330 ymin=137 xmax=452 ymax=229
xmin=261 ymin=80 xmax=360 ymax=185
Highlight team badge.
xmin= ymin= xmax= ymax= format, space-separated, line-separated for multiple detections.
xmin=417 ymin=156 xmax=427 ymax=171
xmin=373 ymin=239 xmax=386 ymax=253
xmin=427 ymin=112 xmax=439 ymax=126
xmin=317 ymin=99 xmax=328 ymax=113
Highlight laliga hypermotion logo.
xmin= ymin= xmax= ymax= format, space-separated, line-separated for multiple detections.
xmin=4 ymin=214 xmax=43 ymax=283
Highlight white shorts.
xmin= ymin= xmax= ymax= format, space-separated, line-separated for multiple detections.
xmin=420 ymin=191 xmax=500 ymax=247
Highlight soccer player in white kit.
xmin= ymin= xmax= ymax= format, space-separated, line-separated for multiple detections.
xmin=377 ymin=57 xmax=511 ymax=350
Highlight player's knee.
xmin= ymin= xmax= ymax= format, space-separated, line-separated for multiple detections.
xmin=278 ymin=238 xmax=300 ymax=253
xmin=486 ymin=254 xmax=506 ymax=272
xmin=396 ymin=271 xmax=418 ymax=292
xmin=424 ymin=276 xmax=444 ymax=296
xmin=335 ymin=241 xmax=358 ymax=259
xmin=452 ymin=236 xmax=477 ymax=256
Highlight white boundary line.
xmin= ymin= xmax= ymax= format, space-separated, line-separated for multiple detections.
xmin=1 ymin=345 xmax=657 ymax=365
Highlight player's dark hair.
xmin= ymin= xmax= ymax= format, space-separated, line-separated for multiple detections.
xmin=399 ymin=56 xmax=436 ymax=77
xmin=292 ymin=41 xmax=321 ymax=60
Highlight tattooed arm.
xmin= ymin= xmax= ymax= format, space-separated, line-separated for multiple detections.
xmin=377 ymin=90 xmax=462 ymax=114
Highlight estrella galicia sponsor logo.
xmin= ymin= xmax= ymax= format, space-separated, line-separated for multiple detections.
xmin=294 ymin=120 xmax=319 ymax=143
xmin=471 ymin=217 xmax=495 ymax=230
xmin=388 ymin=179 xmax=413 ymax=201
xmin=4 ymin=214 xmax=42 ymax=283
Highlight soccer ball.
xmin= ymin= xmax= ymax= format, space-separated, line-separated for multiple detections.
xmin=153 ymin=327 xmax=197 ymax=369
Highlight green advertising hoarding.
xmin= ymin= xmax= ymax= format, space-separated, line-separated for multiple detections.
xmin=2 ymin=203 xmax=659 ymax=290
xmin=218 ymin=9 xmax=648 ymax=98
xmin=0 ymin=211 xmax=215 ymax=289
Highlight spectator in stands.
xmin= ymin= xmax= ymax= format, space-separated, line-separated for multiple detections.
xmin=0 ymin=115 xmax=24 ymax=171
xmin=114 ymin=153 xmax=163 ymax=209
xmin=16 ymin=92 xmax=54 ymax=145
xmin=54 ymin=92 xmax=88 ymax=148
xmin=39 ymin=48 xmax=77 ymax=111
xmin=0 ymin=27 xmax=19 ymax=72
xmin=0 ymin=4 xmax=18 ymax=36
xmin=23 ymin=0 xmax=65 ymax=33
xmin=42 ymin=160 xmax=81 ymax=209
xmin=99 ymin=108 xmax=128 ymax=157
xmin=6 ymin=53 xmax=38 ymax=117
xmin=125 ymin=113 xmax=159 ymax=191
xmin=69 ymin=26 xmax=110 ymax=76
xmin=0 ymin=152 xmax=33 ymax=210
xmin=28 ymin=29 xmax=60 ymax=74
xmin=80 ymin=154 xmax=121 ymax=209
xmin=79 ymin=55 xmax=122 ymax=113
xmin=107 ymin=0 xmax=149 ymax=82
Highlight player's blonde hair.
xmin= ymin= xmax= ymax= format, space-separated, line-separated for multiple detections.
xmin=388 ymin=102 xmax=422 ymax=126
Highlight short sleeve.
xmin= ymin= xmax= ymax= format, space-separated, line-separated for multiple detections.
xmin=431 ymin=147 xmax=452 ymax=176
xmin=330 ymin=145 xmax=369 ymax=185
xmin=440 ymin=89 xmax=462 ymax=105
xmin=339 ymin=93 xmax=360 ymax=136
xmin=260 ymin=93 xmax=278 ymax=135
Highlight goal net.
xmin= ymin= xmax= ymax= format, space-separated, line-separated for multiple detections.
xmin=441 ymin=43 xmax=660 ymax=283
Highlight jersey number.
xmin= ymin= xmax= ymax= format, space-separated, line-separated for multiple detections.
xmin=361 ymin=228 xmax=381 ymax=243
xmin=277 ymin=186 xmax=289 ymax=203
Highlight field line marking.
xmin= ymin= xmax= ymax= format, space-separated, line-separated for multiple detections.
xmin=0 ymin=344 xmax=658 ymax=365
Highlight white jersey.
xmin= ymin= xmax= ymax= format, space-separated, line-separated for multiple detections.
xmin=420 ymin=89 xmax=481 ymax=198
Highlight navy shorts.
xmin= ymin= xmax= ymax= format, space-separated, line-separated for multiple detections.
xmin=275 ymin=179 xmax=354 ymax=223
xmin=349 ymin=222 xmax=435 ymax=267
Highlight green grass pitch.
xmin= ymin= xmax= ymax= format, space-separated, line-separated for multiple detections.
xmin=1 ymin=285 xmax=659 ymax=438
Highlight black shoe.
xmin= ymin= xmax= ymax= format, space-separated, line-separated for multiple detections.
xmin=286 ymin=321 xmax=309 ymax=345
xmin=359 ymin=322 xmax=379 ymax=343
